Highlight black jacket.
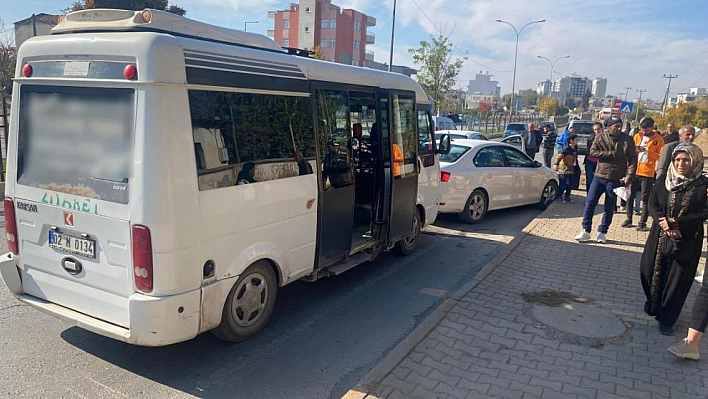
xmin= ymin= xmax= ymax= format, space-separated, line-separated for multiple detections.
xmin=589 ymin=131 xmax=637 ymax=182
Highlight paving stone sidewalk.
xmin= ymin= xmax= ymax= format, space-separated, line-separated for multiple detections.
xmin=347 ymin=192 xmax=708 ymax=399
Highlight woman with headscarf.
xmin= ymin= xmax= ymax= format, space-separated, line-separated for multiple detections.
xmin=640 ymin=143 xmax=708 ymax=336
xmin=236 ymin=162 xmax=257 ymax=185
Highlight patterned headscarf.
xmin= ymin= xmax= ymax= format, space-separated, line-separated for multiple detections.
xmin=665 ymin=142 xmax=704 ymax=191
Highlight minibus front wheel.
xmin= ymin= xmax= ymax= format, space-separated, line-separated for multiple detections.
xmin=212 ymin=260 xmax=277 ymax=343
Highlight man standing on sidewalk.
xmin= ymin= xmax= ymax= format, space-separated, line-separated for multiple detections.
xmin=620 ymin=117 xmax=663 ymax=231
xmin=523 ymin=123 xmax=541 ymax=159
xmin=575 ymin=116 xmax=637 ymax=243
xmin=541 ymin=124 xmax=557 ymax=168
xmin=663 ymin=122 xmax=679 ymax=144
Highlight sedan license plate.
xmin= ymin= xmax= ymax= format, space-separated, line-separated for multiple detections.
xmin=49 ymin=231 xmax=95 ymax=258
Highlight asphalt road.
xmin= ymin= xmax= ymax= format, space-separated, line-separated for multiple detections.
xmin=0 ymin=204 xmax=542 ymax=399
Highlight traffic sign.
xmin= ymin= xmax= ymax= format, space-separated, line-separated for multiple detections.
xmin=620 ymin=101 xmax=634 ymax=114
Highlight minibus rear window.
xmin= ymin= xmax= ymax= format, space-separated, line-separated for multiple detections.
xmin=17 ymin=86 xmax=134 ymax=204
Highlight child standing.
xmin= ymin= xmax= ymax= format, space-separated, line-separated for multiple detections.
xmin=553 ymin=133 xmax=579 ymax=203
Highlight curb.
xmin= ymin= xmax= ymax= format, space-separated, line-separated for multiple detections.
xmin=343 ymin=209 xmax=548 ymax=398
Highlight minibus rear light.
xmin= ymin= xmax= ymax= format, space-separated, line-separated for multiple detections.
xmin=4 ymin=198 xmax=18 ymax=255
xmin=441 ymin=171 xmax=451 ymax=182
xmin=22 ymin=64 xmax=33 ymax=78
xmin=123 ymin=65 xmax=137 ymax=80
xmin=132 ymin=225 xmax=153 ymax=293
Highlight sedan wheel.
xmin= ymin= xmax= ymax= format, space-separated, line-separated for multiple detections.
xmin=458 ymin=189 xmax=488 ymax=224
xmin=539 ymin=180 xmax=558 ymax=209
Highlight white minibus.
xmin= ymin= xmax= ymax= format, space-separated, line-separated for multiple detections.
xmin=0 ymin=9 xmax=450 ymax=346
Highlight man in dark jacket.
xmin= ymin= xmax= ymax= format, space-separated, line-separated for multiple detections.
xmin=575 ymin=116 xmax=637 ymax=244
xmin=522 ymin=123 xmax=542 ymax=159
xmin=541 ymin=124 xmax=557 ymax=168
xmin=663 ymin=122 xmax=679 ymax=144
xmin=656 ymin=125 xmax=696 ymax=179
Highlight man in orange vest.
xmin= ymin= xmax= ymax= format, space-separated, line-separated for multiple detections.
xmin=621 ymin=117 xmax=663 ymax=230
xmin=392 ymin=142 xmax=403 ymax=177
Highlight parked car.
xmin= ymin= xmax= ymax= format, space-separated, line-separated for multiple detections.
xmin=567 ymin=120 xmax=595 ymax=155
xmin=436 ymin=130 xmax=488 ymax=141
xmin=503 ymin=122 xmax=528 ymax=137
xmin=432 ymin=116 xmax=456 ymax=131
xmin=438 ymin=139 xmax=558 ymax=223
xmin=500 ymin=134 xmax=523 ymax=150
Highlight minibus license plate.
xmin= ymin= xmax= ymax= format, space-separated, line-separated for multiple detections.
xmin=49 ymin=231 xmax=95 ymax=258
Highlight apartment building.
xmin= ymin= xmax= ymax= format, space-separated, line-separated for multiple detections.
xmin=268 ymin=0 xmax=376 ymax=66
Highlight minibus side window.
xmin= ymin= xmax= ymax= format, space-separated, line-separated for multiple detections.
xmin=188 ymin=90 xmax=315 ymax=190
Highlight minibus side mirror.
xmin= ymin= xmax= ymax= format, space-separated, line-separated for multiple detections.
xmin=436 ymin=134 xmax=451 ymax=155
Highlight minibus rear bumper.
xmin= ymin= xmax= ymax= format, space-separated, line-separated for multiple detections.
xmin=0 ymin=252 xmax=201 ymax=346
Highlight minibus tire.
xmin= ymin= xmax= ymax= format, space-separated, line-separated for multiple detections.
xmin=394 ymin=208 xmax=421 ymax=256
xmin=212 ymin=261 xmax=277 ymax=343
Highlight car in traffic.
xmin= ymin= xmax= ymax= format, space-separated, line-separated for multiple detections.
xmin=503 ymin=122 xmax=528 ymax=137
xmin=436 ymin=130 xmax=488 ymax=141
xmin=438 ymin=139 xmax=558 ymax=223
xmin=432 ymin=116 xmax=456 ymax=131
xmin=567 ymin=120 xmax=595 ymax=155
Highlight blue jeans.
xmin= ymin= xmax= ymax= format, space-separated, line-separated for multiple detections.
xmin=555 ymin=144 xmax=564 ymax=156
xmin=584 ymin=161 xmax=596 ymax=193
xmin=582 ymin=176 xmax=621 ymax=234
xmin=559 ymin=174 xmax=573 ymax=199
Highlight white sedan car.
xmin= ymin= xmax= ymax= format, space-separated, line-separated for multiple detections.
xmin=439 ymin=139 xmax=558 ymax=223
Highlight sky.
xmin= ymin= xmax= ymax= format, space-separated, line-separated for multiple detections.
xmin=2 ymin=0 xmax=708 ymax=102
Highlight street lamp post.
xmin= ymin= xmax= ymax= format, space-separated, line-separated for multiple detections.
xmin=495 ymin=18 xmax=545 ymax=115
xmin=536 ymin=55 xmax=570 ymax=98
xmin=244 ymin=21 xmax=259 ymax=31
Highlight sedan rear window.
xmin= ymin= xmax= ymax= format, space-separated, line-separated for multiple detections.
xmin=571 ymin=123 xmax=594 ymax=135
xmin=439 ymin=144 xmax=469 ymax=163
xmin=506 ymin=123 xmax=525 ymax=131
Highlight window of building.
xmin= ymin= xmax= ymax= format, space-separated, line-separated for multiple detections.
xmin=329 ymin=39 xmax=335 ymax=48
xmin=320 ymin=39 xmax=328 ymax=48
xmin=283 ymin=38 xmax=289 ymax=47
xmin=283 ymin=19 xmax=289 ymax=29
xmin=354 ymin=20 xmax=361 ymax=31
xmin=188 ymin=90 xmax=316 ymax=190
xmin=305 ymin=6 xmax=310 ymax=12
xmin=353 ymin=40 xmax=360 ymax=50
xmin=321 ymin=20 xmax=328 ymax=29
xmin=305 ymin=26 xmax=310 ymax=33
xmin=330 ymin=19 xmax=336 ymax=29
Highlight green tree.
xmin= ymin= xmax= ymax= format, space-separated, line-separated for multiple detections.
xmin=521 ymin=89 xmax=538 ymax=108
xmin=655 ymin=102 xmax=708 ymax=128
xmin=500 ymin=93 xmax=512 ymax=110
xmin=0 ymin=19 xmax=15 ymax=94
xmin=65 ymin=0 xmax=186 ymax=15
xmin=581 ymin=90 xmax=591 ymax=109
xmin=539 ymin=97 xmax=562 ymax=117
xmin=409 ymin=35 xmax=467 ymax=114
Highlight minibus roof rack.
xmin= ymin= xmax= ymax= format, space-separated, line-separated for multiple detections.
xmin=51 ymin=8 xmax=285 ymax=53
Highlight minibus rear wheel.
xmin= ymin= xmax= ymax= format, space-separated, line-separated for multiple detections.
xmin=394 ymin=208 xmax=421 ymax=256
xmin=212 ymin=260 xmax=277 ymax=343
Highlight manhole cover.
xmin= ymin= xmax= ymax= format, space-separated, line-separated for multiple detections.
xmin=531 ymin=302 xmax=626 ymax=338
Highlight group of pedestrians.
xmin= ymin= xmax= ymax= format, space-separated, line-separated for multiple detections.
xmin=558 ymin=116 xmax=708 ymax=360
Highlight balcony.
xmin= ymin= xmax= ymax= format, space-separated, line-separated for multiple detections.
xmin=366 ymin=16 xmax=376 ymax=27
xmin=365 ymin=31 xmax=375 ymax=44
xmin=364 ymin=50 xmax=374 ymax=61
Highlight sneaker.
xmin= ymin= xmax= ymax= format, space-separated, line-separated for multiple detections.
xmin=668 ymin=339 xmax=701 ymax=360
xmin=659 ymin=323 xmax=674 ymax=336
xmin=634 ymin=210 xmax=641 ymax=215
xmin=555 ymin=197 xmax=563 ymax=203
xmin=619 ymin=206 xmax=626 ymax=212
xmin=696 ymin=273 xmax=704 ymax=283
xmin=636 ymin=223 xmax=649 ymax=232
xmin=621 ymin=220 xmax=633 ymax=228
xmin=563 ymin=198 xmax=571 ymax=203
xmin=596 ymin=232 xmax=607 ymax=244
xmin=574 ymin=230 xmax=591 ymax=242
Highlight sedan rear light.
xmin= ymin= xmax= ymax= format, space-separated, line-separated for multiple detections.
xmin=4 ymin=198 xmax=18 ymax=255
xmin=441 ymin=171 xmax=451 ymax=182
xmin=132 ymin=225 xmax=153 ymax=293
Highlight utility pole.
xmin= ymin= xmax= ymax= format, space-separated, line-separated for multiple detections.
xmin=623 ymin=86 xmax=631 ymax=101
xmin=388 ymin=0 xmax=397 ymax=72
xmin=634 ymin=88 xmax=646 ymax=123
xmin=661 ymin=74 xmax=678 ymax=114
